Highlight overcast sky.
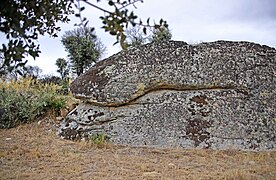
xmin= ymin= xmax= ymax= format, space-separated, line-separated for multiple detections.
xmin=2 ymin=0 xmax=276 ymax=75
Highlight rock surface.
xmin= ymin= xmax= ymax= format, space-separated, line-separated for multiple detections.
xmin=58 ymin=40 xmax=276 ymax=150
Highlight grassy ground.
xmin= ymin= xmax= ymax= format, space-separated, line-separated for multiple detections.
xmin=0 ymin=119 xmax=275 ymax=180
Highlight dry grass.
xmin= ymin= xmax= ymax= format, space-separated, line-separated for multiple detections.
xmin=0 ymin=120 xmax=275 ymax=180
xmin=0 ymin=76 xmax=61 ymax=93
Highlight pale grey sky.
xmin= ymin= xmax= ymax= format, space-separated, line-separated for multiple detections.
xmin=2 ymin=0 xmax=276 ymax=75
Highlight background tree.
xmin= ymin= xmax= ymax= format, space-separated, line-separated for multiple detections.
xmin=55 ymin=58 xmax=70 ymax=80
xmin=0 ymin=63 xmax=42 ymax=80
xmin=0 ymin=53 xmax=7 ymax=77
xmin=125 ymin=26 xmax=149 ymax=48
xmin=55 ymin=58 xmax=70 ymax=95
xmin=21 ymin=65 xmax=42 ymax=79
xmin=151 ymin=26 xmax=172 ymax=43
xmin=125 ymin=26 xmax=172 ymax=48
xmin=61 ymin=27 xmax=106 ymax=76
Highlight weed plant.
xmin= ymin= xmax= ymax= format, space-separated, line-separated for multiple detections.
xmin=0 ymin=77 xmax=68 ymax=128
xmin=89 ymin=133 xmax=110 ymax=145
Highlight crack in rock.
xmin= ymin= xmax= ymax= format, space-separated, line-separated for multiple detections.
xmin=85 ymin=84 xmax=248 ymax=107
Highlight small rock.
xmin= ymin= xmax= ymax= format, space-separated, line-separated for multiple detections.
xmin=248 ymin=161 xmax=256 ymax=165
xmin=142 ymin=171 xmax=160 ymax=177
xmin=56 ymin=117 xmax=63 ymax=122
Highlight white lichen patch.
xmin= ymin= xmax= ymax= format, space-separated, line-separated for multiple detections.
xmin=98 ymin=64 xmax=116 ymax=76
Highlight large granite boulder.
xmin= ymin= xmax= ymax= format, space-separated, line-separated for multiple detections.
xmin=58 ymin=40 xmax=276 ymax=150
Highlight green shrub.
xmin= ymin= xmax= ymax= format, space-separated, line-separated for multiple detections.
xmin=39 ymin=76 xmax=70 ymax=95
xmin=89 ymin=133 xmax=110 ymax=145
xmin=45 ymin=95 xmax=66 ymax=110
xmin=58 ymin=78 xmax=70 ymax=95
xmin=0 ymin=77 xmax=68 ymax=128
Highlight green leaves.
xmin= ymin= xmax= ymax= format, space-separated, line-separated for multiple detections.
xmin=94 ymin=0 xmax=169 ymax=49
xmin=143 ymin=27 xmax=147 ymax=34
xmin=0 ymin=77 xmax=67 ymax=128
xmin=0 ymin=0 xmax=73 ymax=74
xmin=1 ymin=0 xmax=170 ymax=75
xmin=108 ymin=1 xmax=115 ymax=6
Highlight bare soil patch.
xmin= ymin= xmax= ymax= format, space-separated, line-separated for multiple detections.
xmin=0 ymin=119 xmax=275 ymax=180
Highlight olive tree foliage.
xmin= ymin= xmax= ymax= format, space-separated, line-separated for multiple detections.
xmin=0 ymin=0 xmax=168 ymax=75
xmin=55 ymin=58 xmax=70 ymax=80
xmin=61 ymin=27 xmax=106 ymax=76
xmin=77 ymin=0 xmax=169 ymax=49
xmin=0 ymin=0 xmax=73 ymax=75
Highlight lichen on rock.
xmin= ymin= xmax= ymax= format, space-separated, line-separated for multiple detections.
xmin=58 ymin=40 xmax=276 ymax=150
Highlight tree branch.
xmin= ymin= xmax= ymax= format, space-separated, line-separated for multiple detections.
xmin=118 ymin=0 xmax=143 ymax=10
xmin=81 ymin=0 xmax=112 ymax=14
